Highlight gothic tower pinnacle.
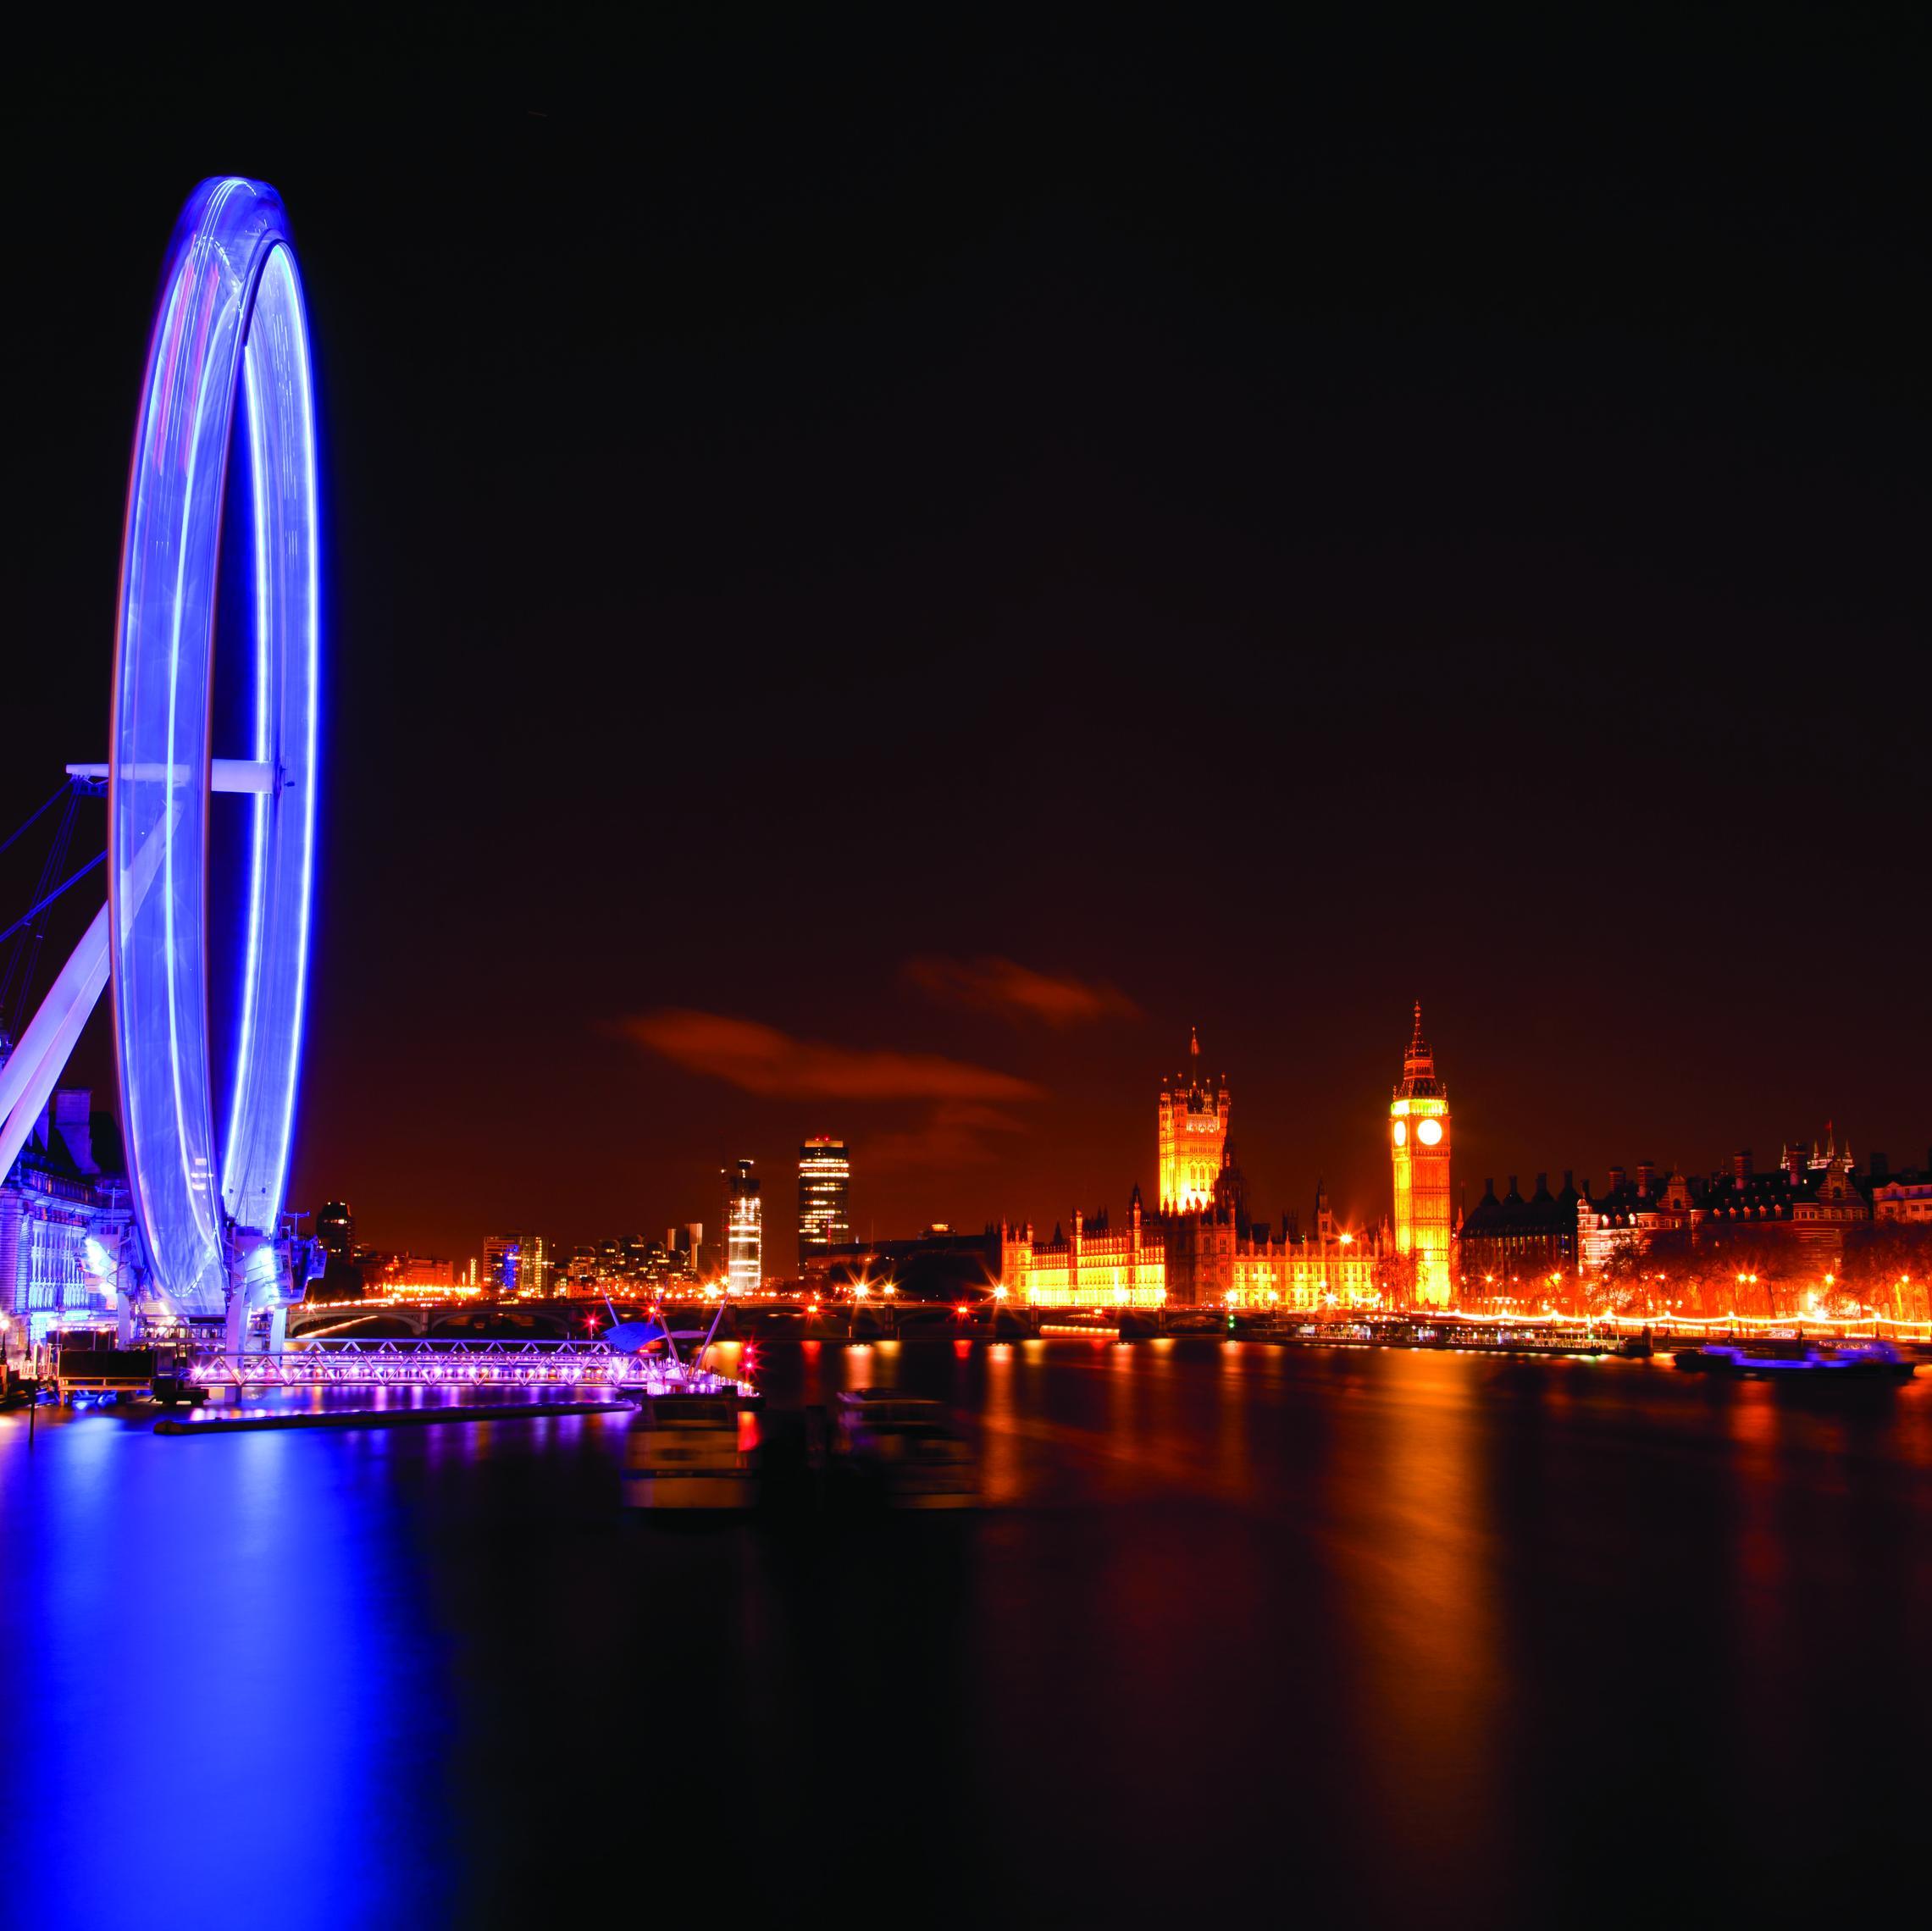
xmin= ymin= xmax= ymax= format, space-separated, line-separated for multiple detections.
xmin=1398 ymin=1000 xmax=1440 ymax=1096
xmin=1159 ymin=1025 xmax=1228 ymax=1215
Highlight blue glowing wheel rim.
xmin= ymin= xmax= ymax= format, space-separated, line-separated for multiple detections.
xmin=108 ymin=179 xmax=318 ymax=1320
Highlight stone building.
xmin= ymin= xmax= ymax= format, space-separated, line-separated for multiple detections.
xmin=1005 ymin=1030 xmax=1397 ymax=1313
xmin=1869 ymin=1149 xmax=1932 ymax=1225
xmin=1457 ymin=1171 xmax=1584 ymax=1300
xmin=999 ymin=1190 xmax=1166 ymax=1309
xmin=1574 ymin=1163 xmax=1696 ymax=1274
xmin=1158 ymin=1029 xmax=1227 ymax=1214
xmin=1571 ymin=1132 xmax=1879 ymax=1284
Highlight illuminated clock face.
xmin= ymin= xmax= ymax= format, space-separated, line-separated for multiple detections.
xmin=1417 ymin=1117 xmax=1443 ymax=1146
xmin=1392 ymin=1120 xmax=1408 ymax=1147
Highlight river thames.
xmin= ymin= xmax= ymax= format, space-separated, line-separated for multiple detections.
xmin=3 ymin=1336 xmax=1927 ymax=1927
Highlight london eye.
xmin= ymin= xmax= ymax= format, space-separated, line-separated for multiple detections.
xmin=0 ymin=177 xmax=320 ymax=1335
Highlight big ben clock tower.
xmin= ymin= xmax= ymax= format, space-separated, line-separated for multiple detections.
xmin=1390 ymin=1002 xmax=1453 ymax=1307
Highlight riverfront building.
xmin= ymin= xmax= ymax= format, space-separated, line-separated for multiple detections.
xmin=1003 ymin=1024 xmax=1411 ymax=1313
xmin=1457 ymin=1173 xmax=1584 ymax=1302
xmin=0 ymin=1080 xmax=135 ymax=1350
xmin=363 ymin=1254 xmax=462 ymax=1295
xmin=1871 ymin=1154 xmax=1932 ymax=1225
xmin=483 ymin=1231 xmax=551 ymax=1297
xmin=318 ymin=1200 xmax=354 ymax=1261
xmin=1570 ymin=1163 xmax=1696 ymax=1275
xmin=1570 ymin=1134 xmax=1881 ymax=1282
xmin=999 ymin=1190 xmax=1167 ymax=1309
xmin=724 ymin=1158 xmax=762 ymax=1295
xmin=555 ymin=1229 xmax=705 ymax=1295
xmin=796 ymin=1137 xmax=851 ymax=1275
xmin=1172 ymin=1182 xmax=1392 ymax=1309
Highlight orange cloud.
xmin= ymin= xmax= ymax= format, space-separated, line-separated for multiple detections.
xmin=624 ymin=1009 xmax=1042 ymax=1102
xmin=863 ymin=1103 xmax=1029 ymax=1174
xmin=904 ymin=955 xmax=1139 ymax=1026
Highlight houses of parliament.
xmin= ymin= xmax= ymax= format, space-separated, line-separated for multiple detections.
xmin=1002 ymin=1007 xmax=1455 ymax=1310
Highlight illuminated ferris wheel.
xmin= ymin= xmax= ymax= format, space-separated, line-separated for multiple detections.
xmin=0 ymin=178 xmax=320 ymax=1332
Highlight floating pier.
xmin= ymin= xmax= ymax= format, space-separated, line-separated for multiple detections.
xmin=156 ymin=1397 xmax=637 ymax=1436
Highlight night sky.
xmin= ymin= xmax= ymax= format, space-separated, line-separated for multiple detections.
xmin=8 ymin=10 xmax=1927 ymax=1270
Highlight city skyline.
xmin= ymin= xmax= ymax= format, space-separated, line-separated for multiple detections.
xmin=8 ymin=12 xmax=1926 ymax=1264
xmin=4 ymin=20 xmax=1929 ymax=1928
xmin=333 ymin=1001 xmax=1927 ymax=1285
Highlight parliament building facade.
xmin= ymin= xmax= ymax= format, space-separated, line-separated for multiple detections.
xmin=1006 ymin=1011 xmax=1448 ymax=1312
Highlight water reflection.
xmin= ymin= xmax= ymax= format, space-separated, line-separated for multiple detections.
xmin=0 ymin=1407 xmax=458 ymax=1928
xmin=1323 ymin=1353 xmax=1511 ymax=1908
xmin=1 ymin=1343 xmax=1926 ymax=1926
xmin=979 ymin=1339 xmax=1021 ymax=1505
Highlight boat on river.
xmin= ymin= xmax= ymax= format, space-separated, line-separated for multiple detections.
xmin=833 ymin=1390 xmax=977 ymax=1508
xmin=1673 ymin=1337 xmax=1915 ymax=1382
xmin=621 ymin=1392 xmax=756 ymax=1509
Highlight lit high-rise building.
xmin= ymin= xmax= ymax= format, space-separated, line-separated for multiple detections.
xmin=317 ymin=1200 xmax=353 ymax=1261
xmin=724 ymin=1159 xmax=761 ymax=1296
xmin=797 ymin=1137 xmax=851 ymax=1272
xmin=1158 ymin=1027 xmax=1228 ymax=1214
xmin=483 ymin=1234 xmax=518 ymax=1296
xmin=1390 ymin=1002 xmax=1453 ymax=1307
xmin=482 ymin=1231 xmax=551 ymax=1298
xmin=521 ymin=1232 xmax=551 ymax=1297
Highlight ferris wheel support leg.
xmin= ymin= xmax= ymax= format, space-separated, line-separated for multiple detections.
xmin=224 ymin=1288 xmax=247 ymax=1374
xmin=1 ymin=798 xmax=179 ymax=1192
xmin=0 ymin=902 xmax=112 ymax=1185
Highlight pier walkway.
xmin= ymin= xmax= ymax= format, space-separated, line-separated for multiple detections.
xmin=189 ymin=1339 xmax=744 ymax=1397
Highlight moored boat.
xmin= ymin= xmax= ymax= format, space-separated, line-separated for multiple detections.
xmin=621 ymin=1393 xmax=756 ymax=1509
xmin=833 ymin=1389 xmax=977 ymax=1508
xmin=1674 ymin=1337 xmax=1915 ymax=1382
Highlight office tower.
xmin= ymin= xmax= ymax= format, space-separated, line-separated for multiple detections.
xmin=797 ymin=1137 xmax=851 ymax=1271
xmin=724 ymin=1159 xmax=761 ymax=1296
xmin=317 ymin=1200 xmax=353 ymax=1261
xmin=481 ymin=1231 xmax=550 ymax=1297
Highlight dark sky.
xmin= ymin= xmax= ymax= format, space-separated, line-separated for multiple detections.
xmin=8 ymin=8 xmax=1928 ymax=1270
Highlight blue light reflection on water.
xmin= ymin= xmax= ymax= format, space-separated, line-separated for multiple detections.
xmin=2 ymin=1347 xmax=1929 ymax=1927
xmin=0 ymin=1408 xmax=455 ymax=1929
